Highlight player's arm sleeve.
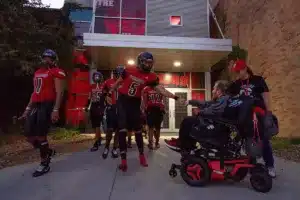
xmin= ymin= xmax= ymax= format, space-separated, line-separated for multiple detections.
xmin=52 ymin=68 xmax=66 ymax=79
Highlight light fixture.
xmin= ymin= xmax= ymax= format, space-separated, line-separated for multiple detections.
xmin=164 ymin=73 xmax=172 ymax=82
xmin=127 ymin=59 xmax=135 ymax=65
xmin=173 ymin=61 xmax=181 ymax=67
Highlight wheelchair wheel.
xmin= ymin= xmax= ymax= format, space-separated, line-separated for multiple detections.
xmin=250 ymin=171 xmax=272 ymax=193
xmin=180 ymin=157 xmax=211 ymax=187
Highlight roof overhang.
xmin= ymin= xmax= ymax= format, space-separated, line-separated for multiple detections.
xmin=83 ymin=33 xmax=232 ymax=72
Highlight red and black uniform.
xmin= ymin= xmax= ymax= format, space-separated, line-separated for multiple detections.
xmin=25 ymin=67 xmax=66 ymax=136
xmin=103 ymin=78 xmax=118 ymax=130
xmin=117 ymin=67 xmax=158 ymax=131
xmin=116 ymin=67 xmax=158 ymax=162
xmin=142 ymin=86 xmax=165 ymax=129
xmin=89 ymin=83 xmax=106 ymax=128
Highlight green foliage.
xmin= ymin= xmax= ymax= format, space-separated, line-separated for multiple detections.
xmin=49 ymin=128 xmax=80 ymax=140
xmin=0 ymin=0 xmax=74 ymax=74
xmin=228 ymin=45 xmax=248 ymax=61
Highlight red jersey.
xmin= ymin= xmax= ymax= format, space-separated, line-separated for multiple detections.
xmin=90 ymin=83 xmax=105 ymax=103
xmin=103 ymin=78 xmax=117 ymax=104
xmin=31 ymin=67 xmax=66 ymax=103
xmin=142 ymin=86 xmax=165 ymax=110
xmin=118 ymin=67 xmax=158 ymax=98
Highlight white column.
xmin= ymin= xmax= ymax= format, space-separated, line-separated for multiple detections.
xmin=205 ymin=72 xmax=211 ymax=100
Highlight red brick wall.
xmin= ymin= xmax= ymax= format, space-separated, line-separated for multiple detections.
xmin=217 ymin=0 xmax=300 ymax=137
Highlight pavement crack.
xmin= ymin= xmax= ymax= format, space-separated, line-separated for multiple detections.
xmin=108 ymin=165 xmax=118 ymax=200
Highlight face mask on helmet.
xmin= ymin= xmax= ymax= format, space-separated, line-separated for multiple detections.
xmin=41 ymin=56 xmax=56 ymax=67
xmin=41 ymin=49 xmax=57 ymax=67
xmin=137 ymin=52 xmax=154 ymax=72
xmin=93 ymin=73 xmax=103 ymax=83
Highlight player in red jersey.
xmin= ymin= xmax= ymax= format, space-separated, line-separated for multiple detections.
xmin=88 ymin=71 xmax=106 ymax=152
xmin=101 ymin=66 xmax=124 ymax=159
xmin=19 ymin=49 xmax=65 ymax=177
xmin=108 ymin=52 xmax=179 ymax=171
xmin=142 ymin=85 xmax=165 ymax=150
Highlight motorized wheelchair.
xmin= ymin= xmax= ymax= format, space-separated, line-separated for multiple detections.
xmin=167 ymin=98 xmax=273 ymax=193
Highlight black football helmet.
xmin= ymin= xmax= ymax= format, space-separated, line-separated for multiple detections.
xmin=137 ymin=52 xmax=154 ymax=72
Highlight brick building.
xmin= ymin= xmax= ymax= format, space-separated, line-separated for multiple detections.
xmin=214 ymin=0 xmax=300 ymax=137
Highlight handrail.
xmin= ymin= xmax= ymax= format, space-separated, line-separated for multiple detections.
xmin=208 ymin=0 xmax=225 ymax=39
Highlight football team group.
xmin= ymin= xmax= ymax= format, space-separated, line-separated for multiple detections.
xmin=19 ymin=49 xmax=178 ymax=177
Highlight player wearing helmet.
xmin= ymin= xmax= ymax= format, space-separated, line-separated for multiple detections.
xmin=88 ymin=71 xmax=106 ymax=152
xmin=19 ymin=49 xmax=66 ymax=177
xmin=108 ymin=52 xmax=179 ymax=171
xmin=101 ymin=66 xmax=124 ymax=159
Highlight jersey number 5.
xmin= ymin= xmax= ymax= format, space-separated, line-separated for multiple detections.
xmin=128 ymin=82 xmax=140 ymax=96
xmin=34 ymin=77 xmax=43 ymax=94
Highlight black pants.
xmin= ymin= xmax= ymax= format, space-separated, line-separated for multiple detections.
xmin=106 ymin=104 xmax=118 ymax=130
xmin=179 ymin=116 xmax=199 ymax=150
xmin=147 ymin=106 xmax=164 ymax=129
xmin=24 ymin=102 xmax=54 ymax=136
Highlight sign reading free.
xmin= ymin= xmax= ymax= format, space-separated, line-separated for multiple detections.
xmin=96 ymin=0 xmax=115 ymax=7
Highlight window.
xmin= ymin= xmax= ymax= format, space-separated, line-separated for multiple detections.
xmin=191 ymin=72 xmax=205 ymax=89
xmin=94 ymin=18 xmax=120 ymax=34
xmin=122 ymin=0 xmax=146 ymax=18
xmin=170 ymin=16 xmax=183 ymax=26
xmin=121 ymin=19 xmax=145 ymax=35
xmin=95 ymin=0 xmax=121 ymax=17
xmin=94 ymin=0 xmax=146 ymax=35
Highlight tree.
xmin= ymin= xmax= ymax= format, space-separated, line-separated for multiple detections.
xmin=0 ymin=0 xmax=74 ymax=74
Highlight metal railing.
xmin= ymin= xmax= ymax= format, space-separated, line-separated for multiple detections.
xmin=208 ymin=0 xmax=225 ymax=39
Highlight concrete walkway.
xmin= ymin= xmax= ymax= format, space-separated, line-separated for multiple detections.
xmin=0 ymin=144 xmax=300 ymax=200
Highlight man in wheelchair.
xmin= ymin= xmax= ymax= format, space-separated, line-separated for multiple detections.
xmin=165 ymin=80 xmax=230 ymax=152
xmin=166 ymin=81 xmax=274 ymax=192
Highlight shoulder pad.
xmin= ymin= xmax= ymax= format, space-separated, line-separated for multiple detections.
xmin=51 ymin=68 xmax=66 ymax=79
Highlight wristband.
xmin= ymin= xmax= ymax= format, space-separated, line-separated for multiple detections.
xmin=53 ymin=108 xmax=59 ymax=112
xmin=25 ymin=107 xmax=31 ymax=111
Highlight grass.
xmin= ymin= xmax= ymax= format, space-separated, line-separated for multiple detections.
xmin=49 ymin=128 xmax=81 ymax=140
xmin=271 ymin=137 xmax=300 ymax=150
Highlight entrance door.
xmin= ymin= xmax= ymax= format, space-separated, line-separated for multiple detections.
xmin=161 ymin=88 xmax=191 ymax=133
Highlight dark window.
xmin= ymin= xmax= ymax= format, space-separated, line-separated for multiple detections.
xmin=94 ymin=18 xmax=120 ymax=34
xmin=121 ymin=0 xmax=146 ymax=18
xmin=121 ymin=19 xmax=145 ymax=35
xmin=95 ymin=0 xmax=121 ymax=17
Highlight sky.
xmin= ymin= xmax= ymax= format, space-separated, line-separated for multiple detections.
xmin=41 ymin=0 xmax=65 ymax=8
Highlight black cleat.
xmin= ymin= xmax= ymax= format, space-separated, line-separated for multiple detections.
xmin=111 ymin=149 xmax=118 ymax=158
xmin=32 ymin=164 xmax=50 ymax=177
xmin=90 ymin=140 xmax=101 ymax=152
xmin=102 ymin=148 xmax=109 ymax=159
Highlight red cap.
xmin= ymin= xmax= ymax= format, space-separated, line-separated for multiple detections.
xmin=231 ymin=59 xmax=247 ymax=72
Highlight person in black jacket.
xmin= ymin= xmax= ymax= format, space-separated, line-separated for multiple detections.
xmin=228 ymin=59 xmax=276 ymax=178
xmin=165 ymin=80 xmax=230 ymax=152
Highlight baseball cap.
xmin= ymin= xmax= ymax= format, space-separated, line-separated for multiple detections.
xmin=231 ymin=59 xmax=247 ymax=72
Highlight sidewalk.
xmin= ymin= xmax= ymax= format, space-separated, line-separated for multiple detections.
xmin=0 ymin=144 xmax=300 ymax=200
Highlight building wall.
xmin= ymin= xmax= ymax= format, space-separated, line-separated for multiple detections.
xmin=147 ymin=0 xmax=209 ymax=37
xmin=218 ymin=0 xmax=300 ymax=137
xmin=90 ymin=0 xmax=209 ymax=37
